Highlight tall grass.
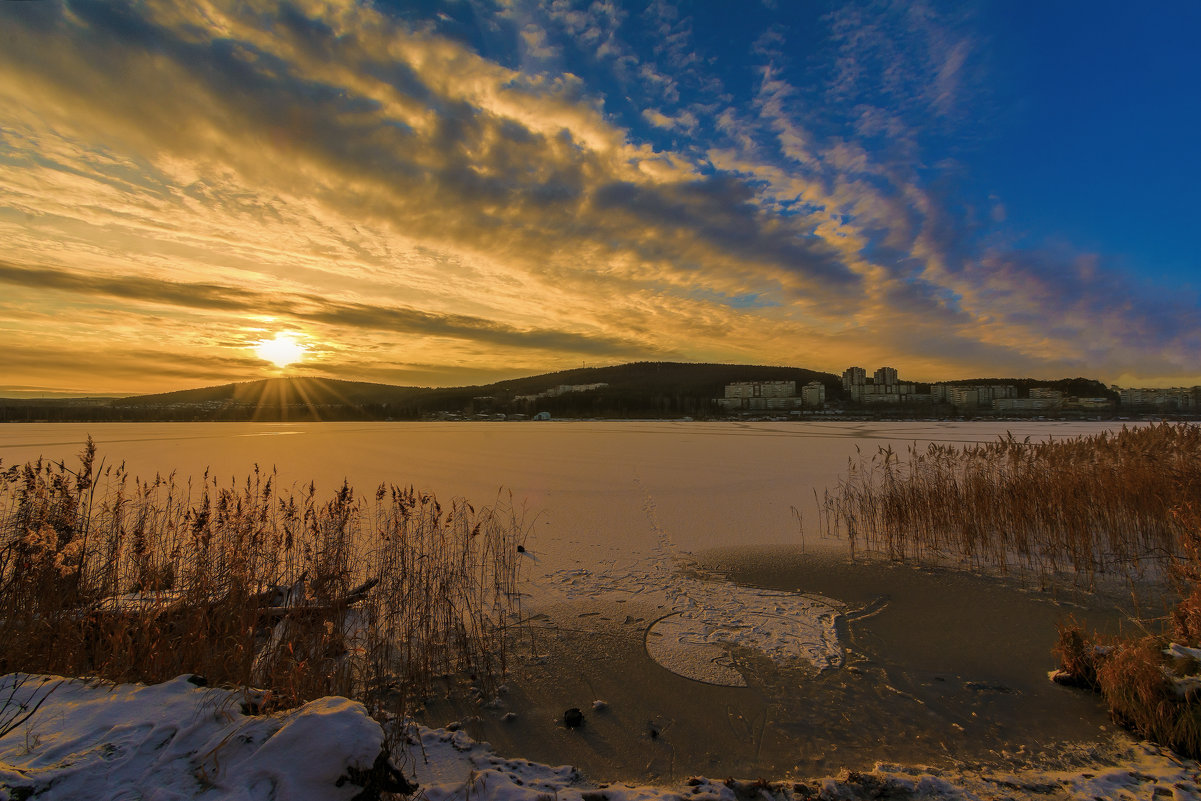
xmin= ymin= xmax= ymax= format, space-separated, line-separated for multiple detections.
xmin=816 ymin=423 xmax=1201 ymax=756
xmin=816 ymin=423 xmax=1201 ymax=589
xmin=0 ymin=438 xmax=526 ymax=716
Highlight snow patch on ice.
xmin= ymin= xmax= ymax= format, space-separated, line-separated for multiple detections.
xmin=548 ymin=480 xmax=850 ymax=686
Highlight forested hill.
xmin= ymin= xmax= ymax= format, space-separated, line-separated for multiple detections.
xmin=119 ymin=376 xmax=425 ymax=408
xmin=0 ymin=362 xmax=838 ymax=421
xmin=409 ymin=362 xmax=841 ymax=419
xmin=491 ymin=362 xmax=837 ymax=401
xmin=0 ymin=362 xmax=1128 ymax=422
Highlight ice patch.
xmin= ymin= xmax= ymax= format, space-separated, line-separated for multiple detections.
xmin=646 ymin=598 xmax=843 ymax=686
xmin=548 ymin=479 xmax=852 ymax=686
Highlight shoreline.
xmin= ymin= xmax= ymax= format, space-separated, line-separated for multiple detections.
xmin=3 ymin=671 xmax=1199 ymax=801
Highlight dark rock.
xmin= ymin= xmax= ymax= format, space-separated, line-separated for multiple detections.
xmin=1050 ymin=669 xmax=1095 ymax=689
xmin=563 ymin=707 xmax=584 ymax=728
xmin=964 ymin=681 xmax=1016 ymax=694
xmin=337 ymin=749 xmax=419 ymax=801
xmin=186 ymin=674 xmax=208 ymax=686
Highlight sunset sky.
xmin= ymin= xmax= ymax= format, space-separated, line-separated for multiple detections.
xmin=1 ymin=1 xmax=1198 ymax=396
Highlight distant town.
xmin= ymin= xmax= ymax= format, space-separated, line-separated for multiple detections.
xmin=0 ymin=361 xmax=1197 ymax=422
xmin=717 ymin=365 xmax=1199 ymax=415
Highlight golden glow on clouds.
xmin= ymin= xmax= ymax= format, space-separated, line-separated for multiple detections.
xmin=0 ymin=0 xmax=1195 ymax=395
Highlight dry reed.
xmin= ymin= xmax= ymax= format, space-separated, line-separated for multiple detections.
xmin=817 ymin=423 xmax=1201 ymax=756
xmin=1050 ymin=501 xmax=1201 ymax=758
xmin=816 ymin=423 xmax=1201 ymax=589
xmin=0 ymin=438 xmax=526 ymax=718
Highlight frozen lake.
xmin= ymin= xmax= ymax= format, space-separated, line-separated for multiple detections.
xmin=0 ymin=421 xmax=1142 ymax=779
xmin=0 ymin=419 xmax=1134 ymax=558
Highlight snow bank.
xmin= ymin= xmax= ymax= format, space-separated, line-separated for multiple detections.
xmin=406 ymin=722 xmax=1201 ymax=801
xmin=5 ymin=673 xmax=1201 ymax=801
xmin=0 ymin=673 xmax=385 ymax=800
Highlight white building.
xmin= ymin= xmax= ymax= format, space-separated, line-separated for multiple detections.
xmin=932 ymin=384 xmax=1017 ymax=407
xmin=725 ymin=380 xmax=796 ymax=399
xmin=843 ymin=366 xmax=921 ymax=404
xmin=947 ymin=387 xmax=979 ymax=409
xmin=1116 ymin=387 xmax=1199 ymax=410
xmin=994 ymin=398 xmax=1059 ymax=412
xmin=719 ymin=380 xmax=803 ymax=411
xmin=842 ymin=367 xmax=867 ymax=390
xmin=801 ymin=381 xmax=826 ymax=408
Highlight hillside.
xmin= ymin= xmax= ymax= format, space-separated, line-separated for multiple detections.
xmin=2 ymin=362 xmax=835 ymax=421
xmin=118 ymin=376 xmax=426 ymax=408
xmin=0 ymin=362 xmax=1136 ymax=422
xmin=404 ymin=361 xmax=841 ymax=418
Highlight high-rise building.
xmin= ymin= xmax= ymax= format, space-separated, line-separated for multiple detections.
xmin=873 ymin=367 xmax=898 ymax=386
xmin=802 ymin=381 xmax=826 ymax=407
xmin=842 ymin=367 xmax=867 ymax=390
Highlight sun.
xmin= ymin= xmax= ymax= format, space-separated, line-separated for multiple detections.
xmin=253 ymin=333 xmax=307 ymax=368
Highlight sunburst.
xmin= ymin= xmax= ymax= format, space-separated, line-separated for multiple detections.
xmin=253 ymin=333 xmax=307 ymax=368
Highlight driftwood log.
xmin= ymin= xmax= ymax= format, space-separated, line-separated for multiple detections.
xmin=88 ymin=576 xmax=380 ymax=628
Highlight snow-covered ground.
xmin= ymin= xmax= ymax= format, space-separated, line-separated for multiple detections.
xmin=0 ymin=673 xmax=384 ymax=800
xmin=3 ymin=672 xmax=1201 ymax=801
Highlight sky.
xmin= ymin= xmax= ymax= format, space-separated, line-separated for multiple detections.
xmin=1 ymin=0 xmax=1198 ymax=396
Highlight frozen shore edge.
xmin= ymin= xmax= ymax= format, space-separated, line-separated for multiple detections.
xmin=3 ymin=673 xmax=1201 ymax=801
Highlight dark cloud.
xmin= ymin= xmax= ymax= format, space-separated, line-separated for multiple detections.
xmin=589 ymin=174 xmax=860 ymax=290
xmin=0 ymin=343 xmax=260 ymax=382
xmin=0 ymin=260 xmax=653 ymax=357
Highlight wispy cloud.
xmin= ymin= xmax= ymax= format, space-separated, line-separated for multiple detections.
xmin=0 ymin=0 xmax=1195 ymax=392
xmin=0 ymin=260 xmax=655 ymax=358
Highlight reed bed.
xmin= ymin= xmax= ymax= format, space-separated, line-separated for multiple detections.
xmin=818 ymin=423 xmax=1201 ymax=756
xmin=0 ymin=438 xmax=526 ymax=717
xmin=816 ymin=423 xmax=1201 ymax=589
xmin=1051 ymin=502 xmax=1201 ymax=758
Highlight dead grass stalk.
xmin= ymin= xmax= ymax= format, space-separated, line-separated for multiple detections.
xmin=0 ymin=438 xmax=527 ymax=720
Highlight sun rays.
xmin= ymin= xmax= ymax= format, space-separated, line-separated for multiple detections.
xmin=253 ymin=333 xmax=307 ymax=368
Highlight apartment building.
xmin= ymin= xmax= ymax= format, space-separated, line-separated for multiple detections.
xmin=718 ymin=380 xmax=826 ymax=411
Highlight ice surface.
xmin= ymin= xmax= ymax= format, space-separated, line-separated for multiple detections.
xmin=544 ymin=476 xmax=850 ymax=685
xmin=0 ymin=421 xmax=1136 ymax=568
